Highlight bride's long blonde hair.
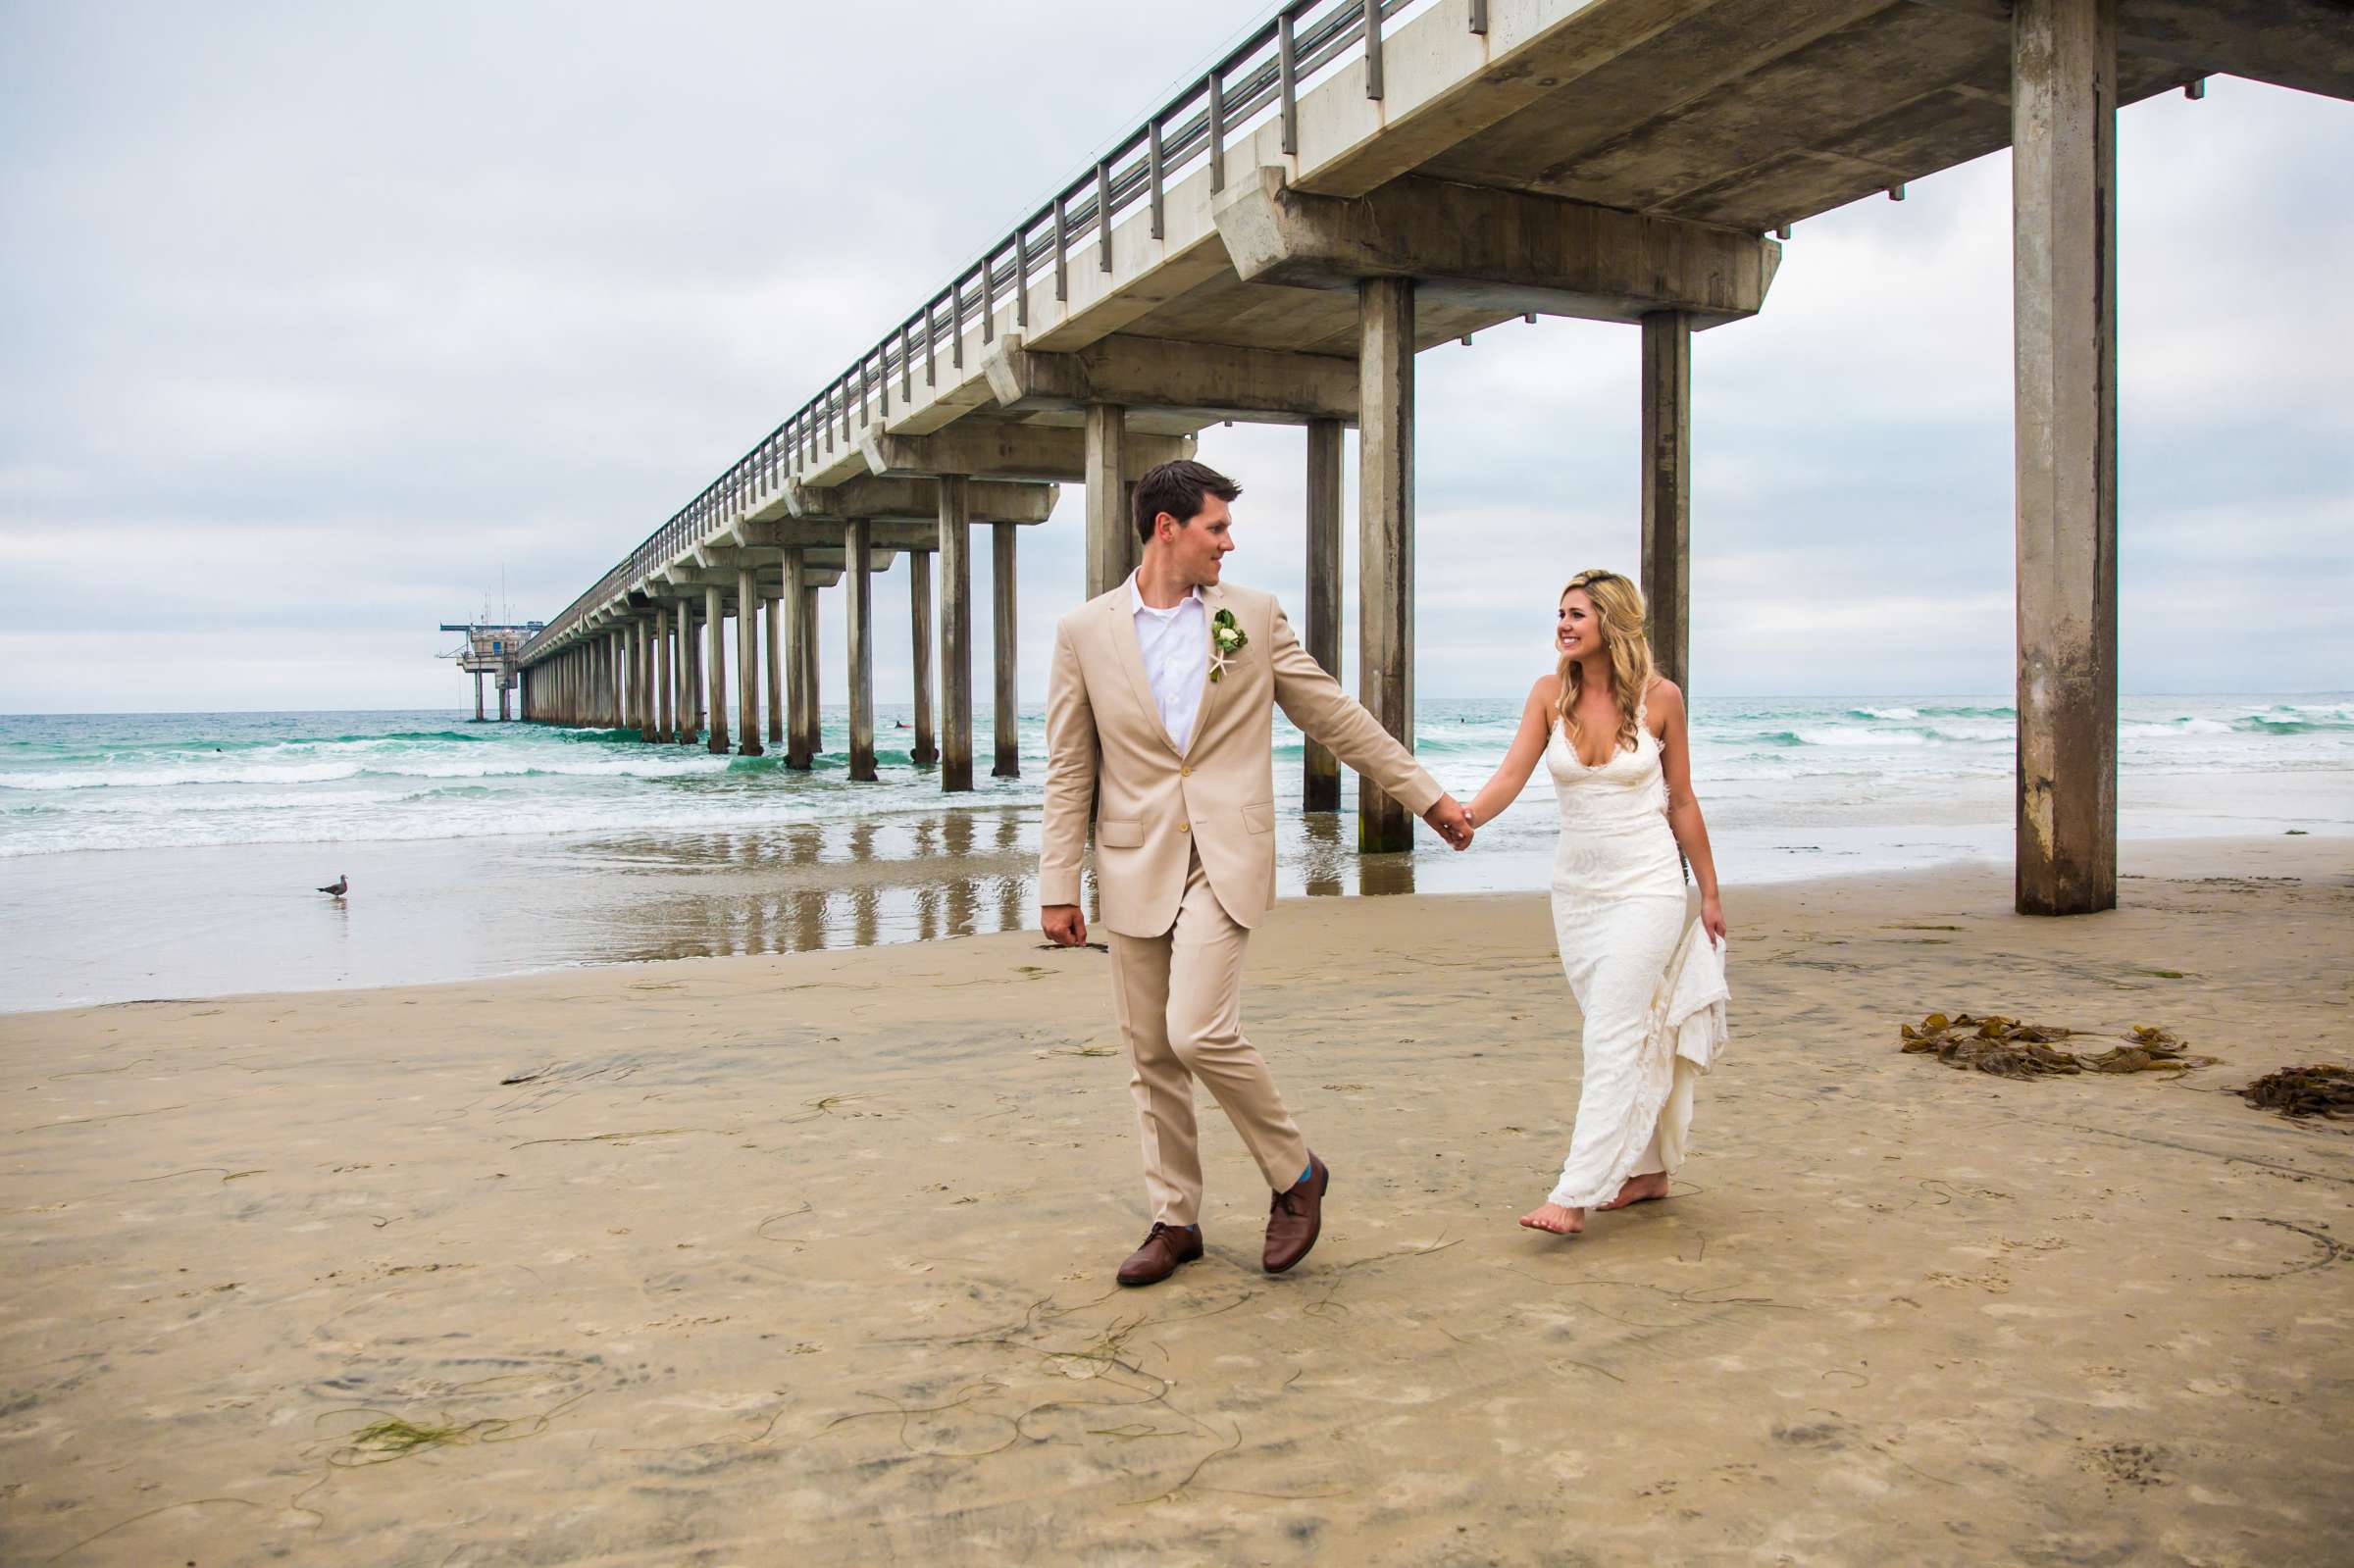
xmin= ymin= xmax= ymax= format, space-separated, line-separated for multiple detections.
xmin=1554 ymin=569 xmax=1658 ymax=759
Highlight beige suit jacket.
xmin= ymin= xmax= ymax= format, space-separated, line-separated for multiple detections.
xmin=1040 ymin=579 xmax=1442 ymax=938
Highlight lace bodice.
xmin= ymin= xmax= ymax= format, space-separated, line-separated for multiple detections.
xmin=1543 ymin=691 xmax=1682 ymax=901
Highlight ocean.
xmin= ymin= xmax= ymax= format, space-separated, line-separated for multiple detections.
xmin=3 ymin=695 xmax=2347 ymax=1012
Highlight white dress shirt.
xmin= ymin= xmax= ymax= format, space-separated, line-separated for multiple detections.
xmin=1127 ymin=573 xmax=1208 ymax=752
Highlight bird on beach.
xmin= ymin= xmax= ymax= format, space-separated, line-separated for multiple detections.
xmin=318 ymin=874 xmax=348 ymax=896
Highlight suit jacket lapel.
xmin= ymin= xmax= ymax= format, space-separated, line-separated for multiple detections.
xmin=1179 ymin=584 xmax=1223 ymax=758
xmin=1106 ymin=592 xmax=1182 ymax=757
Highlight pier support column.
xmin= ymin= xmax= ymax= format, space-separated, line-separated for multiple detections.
xmin=765 ymin=594 xmax=784 ymax=748
xmin=686 ymin=608 xmax=704 ymax=741
xmin=846 ymin=522 xmax=877 ymax=782
xmin=1640 ymin=311 xmax=1693 ymax=695
xmin=1304 ymin=417 xmax=1345 ymax=812
xmin=799 ymin=575 xmax=823 ymax=764
xmin=499 ymin=681 xmax=512 ymax=723
xmin=674 ymin=608 xmax=697 ymax=745
xmin=992 ymin=522 xmax=1019 ymax=778
xmin=704 ymin=585 xmax=730 ymax=754
xmin=641 ymin=619 xmax=657 ymax=735
xmin=737 ymin=567 xmax=764 ymax=757
xmin=1085 ymin=402 xmax=1135 ymax=598
xmin=633 ymin=621 xmax=650 ymax=736
xmin=624 ymin=621 xmax=639 ymax=735
xmin=784 ymin=550 xmax=812 ymax=769
xmin=653 ymin=606 xmax=674 ymax=742
xmin=622 ymin=623 xmax=638 ymax=734
xmin=474 ymin=670 xmax=485 ymax=723
xmin=2013 ymin=0 xmax=2118 ymax=916
xmin=908 ymin=547 xmax=940 ymax=767
xmin=640 ymin=618 xmax=655 ymax=736
xmin=1356 ymin=276 xmax=1416 ymax=853
xmin=938 ymin=478 xmax=974 ymax=792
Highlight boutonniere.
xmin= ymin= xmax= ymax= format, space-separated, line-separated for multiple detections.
xmin=1208 ymin=608 xmax=1249 ymax=683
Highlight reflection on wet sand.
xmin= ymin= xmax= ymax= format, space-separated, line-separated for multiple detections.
xmin=556 ymin=802 xmax=1433 ymax=973
xmin=559 ymin=806 xmax=1046 ymax=967
xmin=1297 ymin=810 xmax=1416 ymax=897
xmin=557 ymin=800 xmax=1450 ymax=970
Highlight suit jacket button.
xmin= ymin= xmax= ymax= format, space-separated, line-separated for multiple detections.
xmin=1180 ymin=765 xmax=1192 ymax=777
xmin=1178 ymin=822 xmax=1190 ymax=833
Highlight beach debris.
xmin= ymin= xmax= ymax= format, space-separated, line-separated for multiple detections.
xmin=336 ymin=1416 xmax=491 ymax=1462
xmin=1035 ymin=940 xmax=1110 ymax=953
xmin=1898 ymin=1013 xmax=2211 ymax=1079
xmin=2237 ymin=1064 xmax=2354 ymax=1120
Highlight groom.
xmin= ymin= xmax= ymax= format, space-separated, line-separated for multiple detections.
xmin=1040 ymin=459 xmax=1474 ymax=1287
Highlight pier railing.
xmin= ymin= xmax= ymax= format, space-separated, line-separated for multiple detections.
xmin=520 ymin=0 xmax=1469 ymax=661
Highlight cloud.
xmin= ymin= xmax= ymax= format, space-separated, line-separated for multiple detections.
xmin=0 ymin=12 xmax=2347 ymax=713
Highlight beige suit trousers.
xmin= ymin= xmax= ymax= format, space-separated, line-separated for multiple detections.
xmin=1108 ymin=848 xmax=1307 ymax=1226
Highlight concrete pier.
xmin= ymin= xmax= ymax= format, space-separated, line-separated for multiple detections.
xmin=765 ymin=595 xmax=784 ymax=749
xmin=1303 ymin=418 xmax=1345 ymax=813
xmin=846 ymin=521 xmax=876 ymax=782
xmin=907 ymin=550 xmax=938 ymax=767
xmin=784 ymin=549 xmax=813 ymax=770
xmin=1083 ymin=402 xmax=1130 ymax=600
xmin=473 ymin=670 xmax=485 ymax=723
xmin=626 ymin=621 xmax=644 ymax=737
xmin=686 ymin=606 xmax=704 ymax=741
xmin=1356 ymin=276 xmax=1416 ymax=854
xmin=797 ymin=575 xmax=822 ymax=766
xmin=675 ymin=607 xmax=698 ymax=746
xmin=703 ymin=584 xmax=728 ymax=754
xmin=1640 ymin=312 xmax=1692 ymax=695
xmin=653 ymin=605 xmax=674 ymax=743
xmin=2014 ymin=0 xmax=2120 ymax=916
xmin=736 ymin=567 xmax=764 ymax=757
xmin=938 ymin=477 xmax=974 ymax=792
xmin=507 ymin=0 xmax=2350 ymax=904
xmin=992 ymin=522 xmax=1019 ymax=779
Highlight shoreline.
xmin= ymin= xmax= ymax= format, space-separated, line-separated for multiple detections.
xmin=6 ymin=767 xmax=2347 ymax=1014
xmin=4 ymin=835 xmax=2349 ymax=1563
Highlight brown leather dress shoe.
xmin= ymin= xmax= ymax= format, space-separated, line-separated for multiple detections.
xmin=1117 ymin=1222 xmax=1204 ymax=1288
xmin=1262 ymin=1153 xmax=1330 ymax=1274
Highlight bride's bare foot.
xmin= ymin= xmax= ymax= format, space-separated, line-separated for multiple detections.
xmin=1518 ymin=1201 xmax=1584 ymax=1236
xmin=1595 ymin=1172 xmax=1672 ymax=1212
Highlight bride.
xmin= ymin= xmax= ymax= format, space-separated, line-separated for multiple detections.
xmin=1466 ymin=569 xmax=1726 ymax=1237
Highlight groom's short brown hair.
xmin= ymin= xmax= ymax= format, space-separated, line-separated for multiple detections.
xmin=1133 ymin=460 xmax=1242 ymax=545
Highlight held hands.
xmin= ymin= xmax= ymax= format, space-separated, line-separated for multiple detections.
xmin=1042 ymin=904 xmax=1088 ymax=946
xmin=1422 ymin=793 xmax=1475 ymax=851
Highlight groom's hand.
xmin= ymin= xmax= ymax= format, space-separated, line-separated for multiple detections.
xmin=1042 ymin=904 xmax=1088 ymax=946
xmin=1423 ymin=794 xmax=1474 ymax=851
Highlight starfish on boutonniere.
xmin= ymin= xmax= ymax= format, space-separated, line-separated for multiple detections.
xmin=1208 ymin=607 xmax=1248 ymax=683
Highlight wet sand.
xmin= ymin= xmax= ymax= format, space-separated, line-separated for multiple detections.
xmin=8 ymin=766 xmax=2343 ymax=1013
xmin=3 ymin=835 xmax=2350 ymax=1564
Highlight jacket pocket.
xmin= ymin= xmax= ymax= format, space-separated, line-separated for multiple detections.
xmin=1097 ymin=818 xmax=1145 ymax=848
xmin=1241 ymin=799 xmax=1275 ymax=835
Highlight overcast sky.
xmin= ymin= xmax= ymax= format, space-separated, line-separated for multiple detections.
xmin=3 ymin=1 xmax=2348 ymax=715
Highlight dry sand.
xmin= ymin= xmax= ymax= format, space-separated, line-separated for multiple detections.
xmin=3 ymin=835 xmax=2349 ymax=1565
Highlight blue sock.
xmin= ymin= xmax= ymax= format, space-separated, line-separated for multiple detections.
xmin=1298 ymin=1160 xmax=1315 ymax=1187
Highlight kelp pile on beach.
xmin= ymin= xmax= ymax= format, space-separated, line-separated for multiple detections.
xmin=2238 ymin=1064 xmax=2354 ymax=1120
xmin=1899 ymin=1013 xmax=2210 ymax=1080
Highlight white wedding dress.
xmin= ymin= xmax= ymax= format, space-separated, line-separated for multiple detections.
xmin=1543 ymin=692 xmax=1718 ymax=1210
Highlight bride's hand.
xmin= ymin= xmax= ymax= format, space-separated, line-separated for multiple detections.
xmin=1701 ymin=896 xmax=1726 ymax=947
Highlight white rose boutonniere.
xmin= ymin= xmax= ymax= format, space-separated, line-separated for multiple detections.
xmin=1208 ymin=607 xmax=1248 ymax=683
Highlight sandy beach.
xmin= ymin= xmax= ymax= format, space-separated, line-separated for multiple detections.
xmin=4 ymin=834 xmax=2349 ymax=1565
